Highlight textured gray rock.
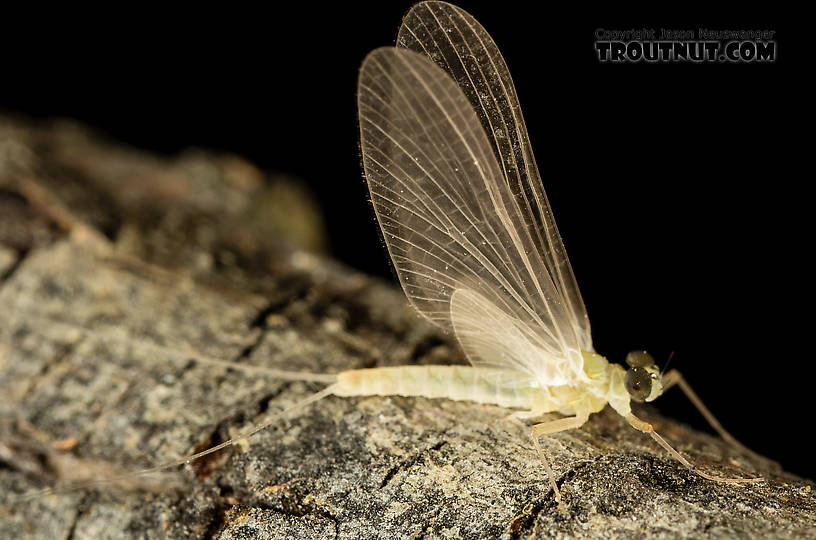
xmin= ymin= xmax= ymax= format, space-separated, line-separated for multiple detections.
xmin=1 ymin=116 xmax=814 ymax=539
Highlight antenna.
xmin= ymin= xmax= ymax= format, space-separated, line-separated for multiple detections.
xmin=661 ymin=350 xmax=675 ymax=376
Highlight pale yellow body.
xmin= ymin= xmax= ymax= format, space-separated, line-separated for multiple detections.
xmin=334 ymin=351 xmax=632 ymax=419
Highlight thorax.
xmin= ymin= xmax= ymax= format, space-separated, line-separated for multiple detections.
xmin=527 ymin=351 xmax=631 ymax=417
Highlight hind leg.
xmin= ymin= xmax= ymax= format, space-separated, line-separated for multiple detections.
xmin=530 ymin=413 xmax=588 ymax=515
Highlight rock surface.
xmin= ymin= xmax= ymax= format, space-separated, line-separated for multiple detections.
xmin=1 ymin=116 xmax=814 ymax=538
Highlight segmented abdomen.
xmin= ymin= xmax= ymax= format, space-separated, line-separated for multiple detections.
xmin=334 ymin=365 xmax=534 ymax=409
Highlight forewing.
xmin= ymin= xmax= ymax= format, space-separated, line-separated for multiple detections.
xmin=396 ymin=1 xmax=593 ymax=351
xmin=357 ymin=46 xmax=584 ymax=385
xmin=450 ymin=288 xmax=584 ymax=388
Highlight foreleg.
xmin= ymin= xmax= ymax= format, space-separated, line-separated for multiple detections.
xmin=662 ymin=369 xmax=767 ymax=463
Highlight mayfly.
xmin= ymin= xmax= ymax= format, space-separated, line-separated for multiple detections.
xmin=23 ymin=0 xmax=761 ymax=513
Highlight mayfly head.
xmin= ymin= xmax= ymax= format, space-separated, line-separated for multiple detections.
xmin=624 ymin=350 xmax=664 ymax=402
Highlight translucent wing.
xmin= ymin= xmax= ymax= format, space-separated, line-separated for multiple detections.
xmin=450 ymin=288 xmax=582 ymax=388
xmin=357 ymin=46 xmax=585 ymax=387
xmin=396 ymin=1 xmax=592 ymax=351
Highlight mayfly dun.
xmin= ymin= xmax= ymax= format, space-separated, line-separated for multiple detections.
xmin=350 ymin=0 xmax=764 ymax=513
xmin=18 ymin=0 xmax=762 ymax=515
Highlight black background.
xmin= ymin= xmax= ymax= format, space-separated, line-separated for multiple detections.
xmin=2 ymin=3 xmax=807 ymax=478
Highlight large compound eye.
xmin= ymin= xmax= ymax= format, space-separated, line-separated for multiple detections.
xmin=625 ymin=366 xmax=652 ymax=401
xmin=625 ymin=350 xmax=655 ymax=368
